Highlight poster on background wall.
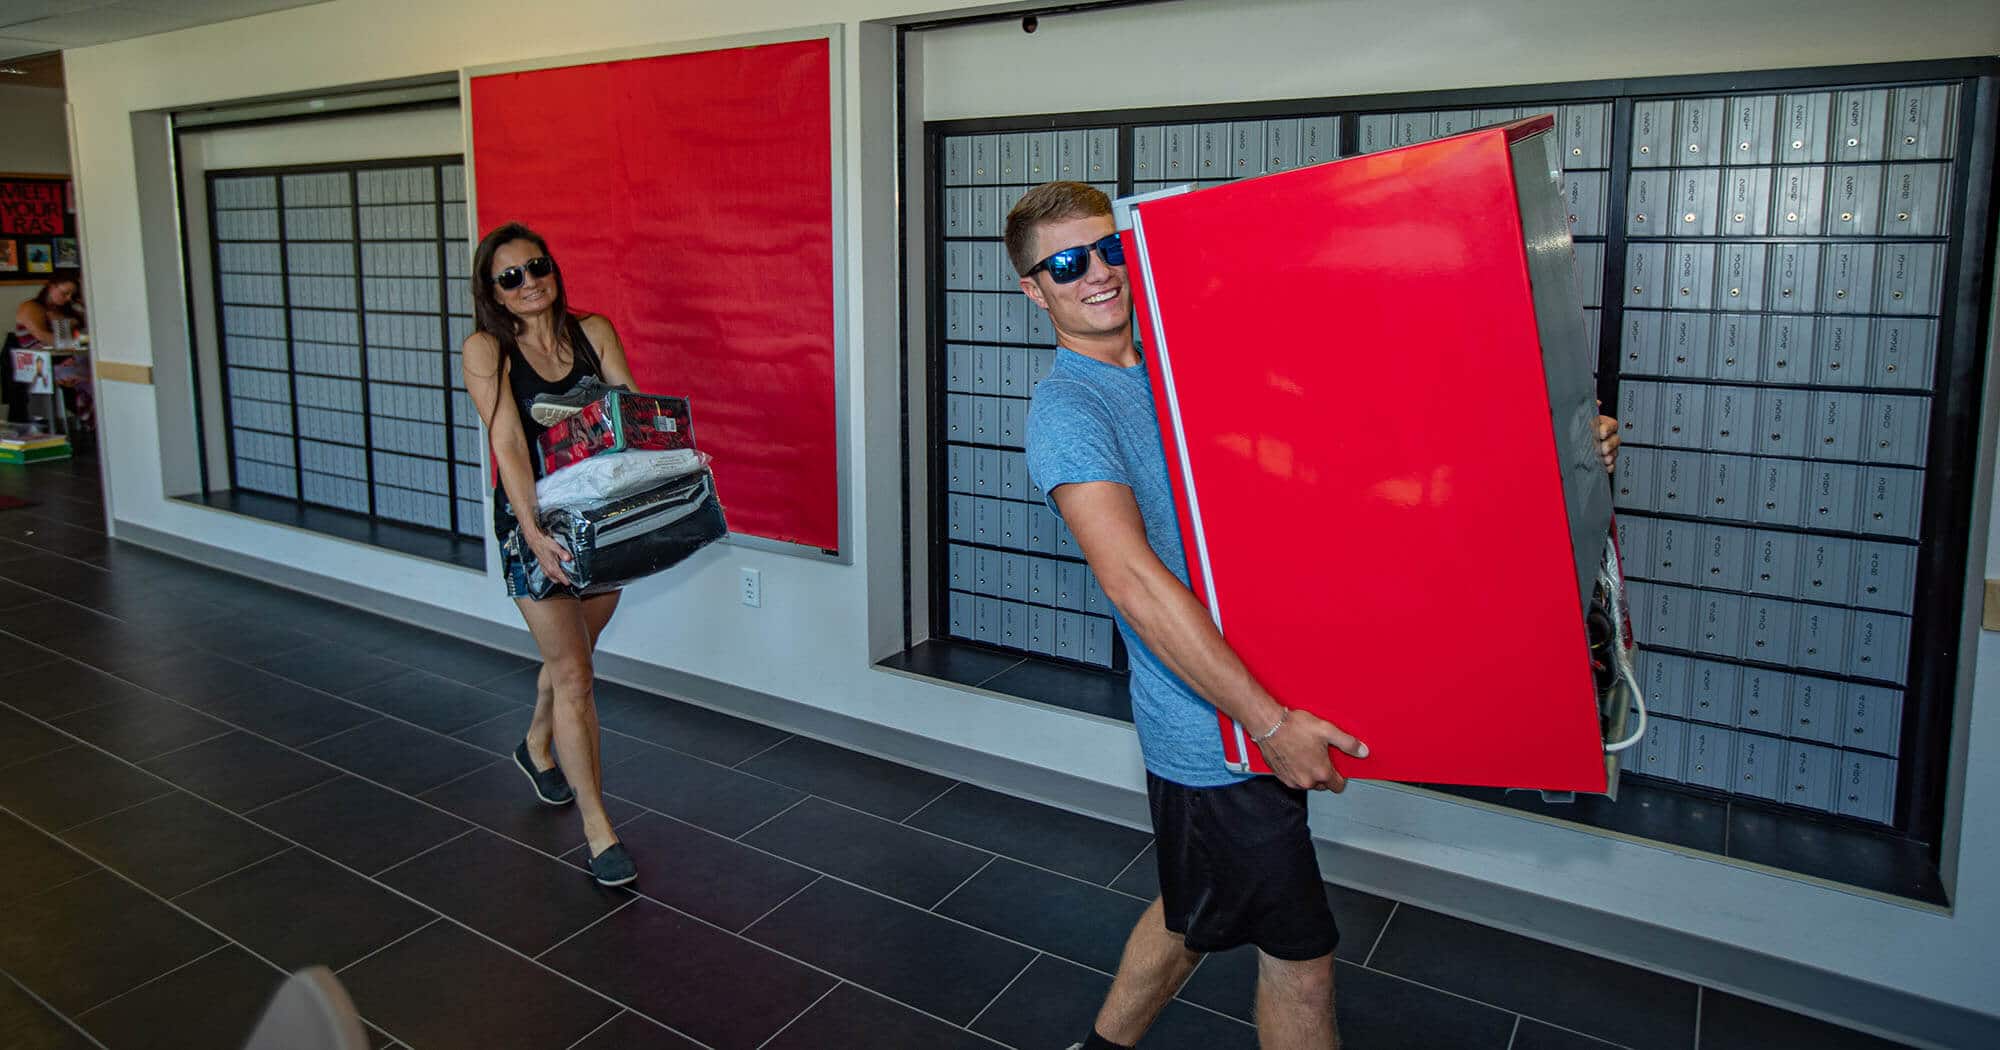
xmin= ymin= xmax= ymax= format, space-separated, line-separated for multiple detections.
xmin=0 ymin=176 xmax=79 ymax=275
xmin=11 ymin=350 xmax=52 ymax=394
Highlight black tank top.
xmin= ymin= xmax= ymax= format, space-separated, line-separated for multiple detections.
xmin=502 ymin=314 xmax=604 ymax=470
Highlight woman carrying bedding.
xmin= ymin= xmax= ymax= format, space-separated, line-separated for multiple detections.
xmin=460 ymin=222 xmax=638 ymax=887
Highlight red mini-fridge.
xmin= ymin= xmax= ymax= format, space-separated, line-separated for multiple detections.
xmin=1116 ymin=115 xmax=1624 ymax=793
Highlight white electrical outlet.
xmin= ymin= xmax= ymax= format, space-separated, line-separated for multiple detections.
xmin=740 ymin=567 xmax=762 ymax=608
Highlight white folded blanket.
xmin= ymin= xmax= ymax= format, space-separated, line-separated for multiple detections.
xmin=536 ymin=448 xmax=712 ymax=511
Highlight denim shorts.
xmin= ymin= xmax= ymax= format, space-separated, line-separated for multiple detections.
xmin=493 ymin=491 xmax=536 ymax=600
xmin=499 ymin=527 xmax=534 ymax=599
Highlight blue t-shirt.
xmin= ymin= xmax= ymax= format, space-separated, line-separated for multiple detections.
xmin=1025 ymin=347 xmax=1250 ymax=788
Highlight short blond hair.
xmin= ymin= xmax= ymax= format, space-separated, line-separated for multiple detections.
xmin=1004 ymin=181 xmax=1112 ymax=277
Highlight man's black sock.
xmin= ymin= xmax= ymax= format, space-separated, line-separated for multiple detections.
xmin=1082 ymin=1033 xmax=1131 ymax=1050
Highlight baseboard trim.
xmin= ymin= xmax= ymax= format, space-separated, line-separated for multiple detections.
xmin=110 ymin=518 xmax=1995 ymax=1050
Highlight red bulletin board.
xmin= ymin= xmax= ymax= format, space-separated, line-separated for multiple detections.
xmin=468 ymin=37 xmax=840 ymax=554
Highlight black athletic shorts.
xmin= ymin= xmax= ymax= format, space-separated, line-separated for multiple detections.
xmin=1147 ymin=772 xmax=1339 ymax=961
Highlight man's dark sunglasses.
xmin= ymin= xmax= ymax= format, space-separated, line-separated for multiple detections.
xmin=490 ymin=256 xmax=554 ymax=291
xmin=1026 ymin=234 xmax=1125 ymax=284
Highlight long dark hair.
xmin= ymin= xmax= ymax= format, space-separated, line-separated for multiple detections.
xmin=34 ymin=273 xmax=81 ymax=313
xmin=470 ymin=223 xmax=575 ymax=368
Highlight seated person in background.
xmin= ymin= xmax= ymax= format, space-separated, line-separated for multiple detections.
xmin=13 ymin=273 xmax=91 ymax=429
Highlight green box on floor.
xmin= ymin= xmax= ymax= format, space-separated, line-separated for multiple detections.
xmin=0 ymin=436 xmax=71 ymax=464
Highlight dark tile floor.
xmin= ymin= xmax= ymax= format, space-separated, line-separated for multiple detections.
xmin=0 ymin=453 xmax=1912 ymax=1049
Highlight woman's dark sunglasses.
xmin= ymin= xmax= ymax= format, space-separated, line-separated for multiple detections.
xmin=1026 ymin=234 xmax=1125 ymax=284
xmin=490 ymin=256 xmax=554 ymax=291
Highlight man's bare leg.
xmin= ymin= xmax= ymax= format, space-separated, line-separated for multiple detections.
xmin=1253 ymin=949 xmax=1338 ymax=1049
xmin=1087 ymin=897 xmax=1202 ymax=1047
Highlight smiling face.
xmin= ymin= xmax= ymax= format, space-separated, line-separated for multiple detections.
xmin=1017 ymin=214 xmax=1131 ymax=351
xmin=490 ymin=239 xmax=556 ymax=319
xmin=46 ymin=280 xmax=77 ymax=307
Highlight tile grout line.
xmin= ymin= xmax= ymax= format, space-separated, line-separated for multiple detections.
xmin=898 ymin=779 xmax=961 ymax=826
xmin=2 ymin=967 xmax=112 ymax=1050
xmin=1352 ymin=961 xmax=1639 ymax=1049
xmin=731 ymin=795 xmax=813 ymax=842
xmin=14 ymin=864 xmax=104 ymax=905
xmin=730 ymin=734 xmax=797 ymax=770
xmin=121 ymin=726 xmax=239 ymax=766
xmin=1104 ymin=839 xmax=1153 ymax=891
xmin=415 ymin=753 xmax=512 ymax=798
xmin=1163 ymin=989 xmax=1258 ymax=1031
xmin=534 ymin=896 xmax=641 ymax=962
xmin=369 ymin=826 xmax=480 ymax=879
xmin=0 ymin=736 xmax=158 ymax=828
xmin=559 ymin=1010 xmax=627 ymax=1050
xmin=929 ymin=853 xmax=1000 ymax=911
xmin=50 ymin=788 xmax=181 ymax=835
xmin=753 ymin=980 xmax=844 ymax=1050
xmin=965 ymin=951 xmax=1043 ymax=1032
xmin=331 ymin=916 xmax=443 ymax=976
xmin=738 ymin=787 xmax=1160 ymax=906
xmin=735 ymin=874 xmax=826 ymax=935
xmin=1363 ymin=901 xmax=1398 ymax=969
xmin=74 ymin=943 xmax=233 ymax=1018
xmin=0 ymin=738 xmax=76 ymax=774
xmin=239 ymin=774 xmax=347 ymax=817
xmin=166 ymin=844 xmax=298 ymax=902
xmin=1506 ymin=1013 xmax=1522 ymax=1050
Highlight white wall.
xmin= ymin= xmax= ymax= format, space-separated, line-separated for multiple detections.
xmin=924 ymin=0 xmax=2000 ymax=119
xmin=56 ymin=0 xmax=2000 ymax=1038
xmin=0 ymin=84 xmax=70 ymax=174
